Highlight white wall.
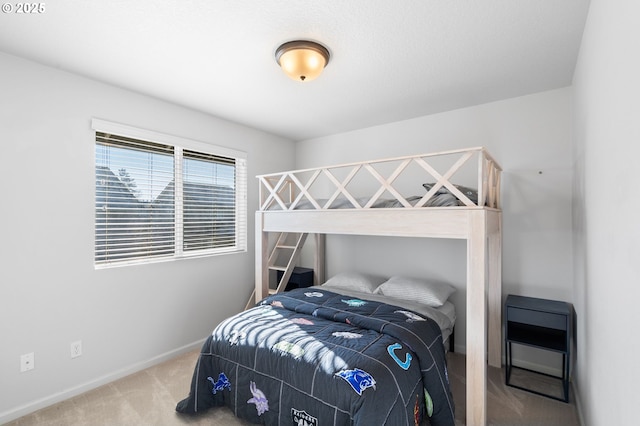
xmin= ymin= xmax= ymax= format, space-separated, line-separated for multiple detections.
xmin=0 ymin=52 xmax=294 ymax=422
xmin=296 ymin=88 xmax=574 ymax=363
xmin=572 ymin=1 xmax=640 ymax=425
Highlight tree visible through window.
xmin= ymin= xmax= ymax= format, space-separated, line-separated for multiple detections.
xmin=94 ymin=125 xmax=246 ymax=266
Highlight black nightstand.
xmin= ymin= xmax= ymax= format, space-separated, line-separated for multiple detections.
xmin=505 ymin=295 xmax=573 ymax=402
xmin=277 ymin=267 xmax=314 ymax=291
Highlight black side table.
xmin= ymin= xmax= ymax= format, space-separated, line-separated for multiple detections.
xmin=505 ymin=294 xmax=573 ymax=402
xmin=277 ymin=267 xmax=314 ymax=291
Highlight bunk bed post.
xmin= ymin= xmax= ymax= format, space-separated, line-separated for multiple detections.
xmin=467 ymin=210 xmax=488 ymax=426
xmin=255 ymin=212 xmax=269 ymax=303
xmin=314 ymin=233 xmax=326 ymax=285
xmin=487 ymin=210 xmax=503 ymax=368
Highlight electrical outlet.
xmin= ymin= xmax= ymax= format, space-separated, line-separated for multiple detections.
xmin=70 ymin=340 xmax=82 ymax=359
xmin=20 ymin=352 xmax=34 ymax=372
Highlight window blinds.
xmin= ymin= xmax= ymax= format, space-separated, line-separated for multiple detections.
xmin=93 ymin=120 xmax=247 ymax=267
xmin=182 ymin=150 xmax=238 ymax=252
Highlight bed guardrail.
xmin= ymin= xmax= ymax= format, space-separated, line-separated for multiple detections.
xmin=258 ymin=146 xmax=501 ymax=211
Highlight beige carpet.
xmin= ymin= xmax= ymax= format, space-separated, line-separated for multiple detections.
xmin=6 ymin=350 xmax=580 ymax=426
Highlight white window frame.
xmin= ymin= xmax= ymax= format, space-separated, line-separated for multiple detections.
xmin=92 ymin=118 xmax=247 ymax=268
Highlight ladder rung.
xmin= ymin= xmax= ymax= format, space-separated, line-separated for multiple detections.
xmin=276 ymin=245 xmax=296 ymax=249
xmin=269 ymin=266 xmax=287 ymax=271
xmin=268 ymin=289 xmax=277 ymax=295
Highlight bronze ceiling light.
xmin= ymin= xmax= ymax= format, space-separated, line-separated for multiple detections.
xmin=275 ymin=40 xmax=331 ymax=82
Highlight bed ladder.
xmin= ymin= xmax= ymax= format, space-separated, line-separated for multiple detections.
xmin=245 ymin=232 xmax=309 ymax=310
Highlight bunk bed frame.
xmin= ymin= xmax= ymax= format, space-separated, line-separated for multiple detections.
xmin=253 ymin=147 xmax=502 ymax=426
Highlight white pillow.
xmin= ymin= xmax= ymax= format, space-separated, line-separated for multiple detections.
xmin=322 ymin=272 xmax=387 ymax=294
xmin=374 ymin=276 xmax=455 ymax=307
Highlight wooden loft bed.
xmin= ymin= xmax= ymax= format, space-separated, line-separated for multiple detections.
xmin=253 ymin=146 xmax=502 ymax=426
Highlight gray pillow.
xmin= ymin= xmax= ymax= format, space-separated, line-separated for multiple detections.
xmin=322 ymin=272 xmax=387 ymax=294
xmin=374 ymin=276 xmax=455 ymax=307
xmin=422 ymin=183 xmax=478 ymax=205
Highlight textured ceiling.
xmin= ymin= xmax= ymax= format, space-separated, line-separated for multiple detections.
xmin=0 ymin=1 xmax=589 ymax=141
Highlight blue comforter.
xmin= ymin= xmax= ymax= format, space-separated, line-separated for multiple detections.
xmin=176 ymin=288 xmax=455 ymax=425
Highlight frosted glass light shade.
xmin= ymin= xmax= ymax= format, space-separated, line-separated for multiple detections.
xmin=275 ymin=40 xmax=330 ymax=82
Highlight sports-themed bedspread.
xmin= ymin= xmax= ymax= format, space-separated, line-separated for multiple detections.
xmin=175 ymin=288 xmax=455 ymax=425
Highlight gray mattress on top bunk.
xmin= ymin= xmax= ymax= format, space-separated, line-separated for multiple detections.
xmin=272 ymin=183 xmax=479 ymax=210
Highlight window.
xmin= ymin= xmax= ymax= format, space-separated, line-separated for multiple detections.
xmin=93 ymin=119 xmax=247 ymax=267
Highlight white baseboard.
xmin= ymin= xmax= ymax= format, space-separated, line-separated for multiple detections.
xmin=0 ymin=339 xmax=205 ymax=425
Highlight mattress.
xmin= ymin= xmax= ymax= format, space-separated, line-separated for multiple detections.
xmin=270 ymin=193 xmax=467 ymax=210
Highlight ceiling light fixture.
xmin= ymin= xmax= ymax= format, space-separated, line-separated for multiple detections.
xmin=275 ymin=40 xmax=330 ymax=82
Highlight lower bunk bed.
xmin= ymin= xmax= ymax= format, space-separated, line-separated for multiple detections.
xmin=176 ymin=273 xmax=457 ymax=425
